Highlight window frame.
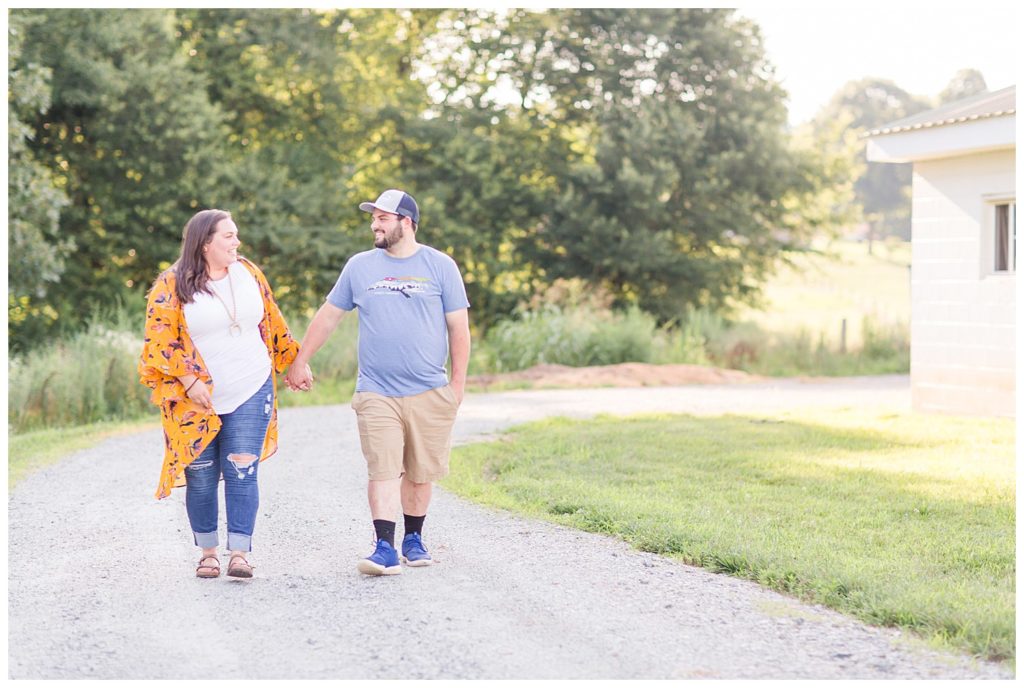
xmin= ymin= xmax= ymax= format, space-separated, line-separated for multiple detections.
xmin=983 ymin=195 xmax=1016 ymax=276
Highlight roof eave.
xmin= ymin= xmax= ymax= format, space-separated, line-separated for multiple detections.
xmin=866 ymin=115 xmax=1015 ymax=164
xmin=862 ymin=110 xmax=1016 ymax=138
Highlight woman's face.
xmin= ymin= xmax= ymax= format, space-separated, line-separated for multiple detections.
xmin=204 ymin=218 xmax=241 ymax=271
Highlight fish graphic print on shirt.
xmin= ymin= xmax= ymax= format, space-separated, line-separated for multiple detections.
xmin=326 ymin=246 xmax=470 ymax=398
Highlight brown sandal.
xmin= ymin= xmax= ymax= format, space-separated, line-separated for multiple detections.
xmin=196 ymin=555 xmax=220 ymax=578
xmin=227 ymin=554 xmax=253 ymax=579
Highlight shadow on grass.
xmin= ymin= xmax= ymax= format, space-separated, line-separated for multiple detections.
xmin=446 ymin=413 xmax=1015 ymax=662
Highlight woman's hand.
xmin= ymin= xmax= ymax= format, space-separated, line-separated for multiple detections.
xmin=183 ymin=377 xmax=214 ymax=411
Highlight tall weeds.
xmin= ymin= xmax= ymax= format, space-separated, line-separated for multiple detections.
xmin=7 ymin=305 xmax=360 ymax=433
xmin=478 ymin=304 xmax=908 ymax=376
xmin=486 ymin=305 xmax=658 ymax=371
xmin=9 ymin=302 xmax=909 ymax=433
xmin=9 ymin=310 xmax=154 ymax=432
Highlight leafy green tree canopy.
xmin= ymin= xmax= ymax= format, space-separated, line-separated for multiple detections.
xmin=13 ymin=9 xmax=225 ymax=345
xmin=812 ymin=78 xmax=934 ymax=240
xmin=8 ymin=13 xmax=72 ymax=349
xmin=414 ymin=9 xmax=823 ymax=321
xmin=9 ymin=8 xmax=856 ymax=350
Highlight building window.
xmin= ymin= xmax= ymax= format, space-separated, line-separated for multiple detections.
xmin=994 ymin=201 xmax=1016 ymax=273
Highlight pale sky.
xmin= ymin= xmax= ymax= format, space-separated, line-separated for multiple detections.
xmin=734 ymin=3 xmax=1018 ymax=125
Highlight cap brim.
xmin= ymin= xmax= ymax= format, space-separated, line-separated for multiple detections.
xmin=358 ymin=202 xmax=379 ymax=213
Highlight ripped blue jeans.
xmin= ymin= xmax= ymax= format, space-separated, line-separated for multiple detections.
xmin=184 ymin=376 xmax=273 ymax=552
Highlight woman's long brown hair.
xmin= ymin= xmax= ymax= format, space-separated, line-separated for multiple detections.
xmin=171 ymin=209 xmax=231 ymax=304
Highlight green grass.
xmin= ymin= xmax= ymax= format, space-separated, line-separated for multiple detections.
xmin=443 ymin=407 xmax=1015 ymax=662
xmin=736 ymin=239 xmax=910 ymax=350
xmin=8 ymin=419 xmax=158 ymax=489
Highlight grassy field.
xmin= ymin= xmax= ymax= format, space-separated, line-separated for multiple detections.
xmin=442 ymin=407 xmax=1015 ymax=662
xmin=736 ymin=238 xmax=910 ymax=350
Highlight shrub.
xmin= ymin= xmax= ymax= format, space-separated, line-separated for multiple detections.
xmin=9 ymin=317 xmax=153 ymax=432
xmin=650 ymin=308 xmax=718 ymax=366
xmin=480 ymin=304 xmax=909 ymax=378
xmin=7 ymin=306 xmax=360 ymax=433
xmin=486 ymin=304 xmax=659 ymax=372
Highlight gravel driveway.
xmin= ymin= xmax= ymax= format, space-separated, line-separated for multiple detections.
xmin=7 ymin=375 xmax=1012 ymax=679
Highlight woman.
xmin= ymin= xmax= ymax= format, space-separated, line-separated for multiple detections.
xmin=139 ymin=209 xmax=305 ymax=579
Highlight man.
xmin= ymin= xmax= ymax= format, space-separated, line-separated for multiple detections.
xmin=286 ymin=189 xmax=471 ymax=576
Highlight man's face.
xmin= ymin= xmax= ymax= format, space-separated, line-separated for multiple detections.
xmin=371 ymin=210 xmax=404 ymax=249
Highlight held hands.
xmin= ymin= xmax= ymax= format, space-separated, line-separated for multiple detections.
xmin=285 ymin=363 xmax=314 ymax=392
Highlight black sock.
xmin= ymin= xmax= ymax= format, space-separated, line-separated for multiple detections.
xmin=373 ymin=519 xmax=396 ymax=547
xmin=404 ymin=514 xmax=426 ymax=536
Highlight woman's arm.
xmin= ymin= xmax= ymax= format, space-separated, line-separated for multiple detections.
xmin=138 ymin=272 xmax=197 ymax=386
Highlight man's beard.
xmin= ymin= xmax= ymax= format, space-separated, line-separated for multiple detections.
xmin=374 ymin=223 xmax=403 ymax=249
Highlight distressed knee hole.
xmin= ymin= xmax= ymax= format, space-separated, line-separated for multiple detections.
xmin=227 ymin=453 xmax=258 ymax=479
xmin=187 ymin=460 xmax=214 ymax=471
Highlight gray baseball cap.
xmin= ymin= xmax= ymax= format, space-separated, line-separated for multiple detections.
xmin=359 ymin=189 xmax=420 ymax=225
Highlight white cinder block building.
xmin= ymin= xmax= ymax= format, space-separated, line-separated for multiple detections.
xmin=865 ymin=86 xmax=1015 ymax=417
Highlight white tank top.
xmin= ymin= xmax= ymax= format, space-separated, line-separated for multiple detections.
xmin=183 ymin=261 xmax=272 ymax=414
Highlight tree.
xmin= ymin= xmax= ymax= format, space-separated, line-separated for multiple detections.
xmin=938 ymin=68 xmax=988 ymax=104
xmin=175 ymin=8 xmax=438 ymax=314
xmin=811 ymin=78 xmax=932 ymax=242
xmin=8 ymin=13 xmax=73 ymax=350
xmin=14 ymin=9 xmax=226 ymax=336
xmin=396 ymin=108 xmax=562 ymax=326
xmin=419 ymin=9 xmax=823 ymax=320
xmin=8 ymin=8 xmax=851 ymax=348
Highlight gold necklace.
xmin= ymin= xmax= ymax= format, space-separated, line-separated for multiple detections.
xmin=210 ymin=267 xmax=242 ymax=337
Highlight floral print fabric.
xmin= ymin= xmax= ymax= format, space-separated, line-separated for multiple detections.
xmin=139 ymin=258 xmax=299 ymax=499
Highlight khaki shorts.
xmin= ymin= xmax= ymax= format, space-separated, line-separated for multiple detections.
xmin=350 ymin=385 xmax=461 ymax=483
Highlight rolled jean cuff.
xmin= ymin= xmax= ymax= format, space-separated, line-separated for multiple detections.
xmin=194 ymin=531 xmax=218 ymax=549
xmin=227 ymin=532 xmax=252 ymax=552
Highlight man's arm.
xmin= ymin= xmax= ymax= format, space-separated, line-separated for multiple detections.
xmin=445 ymin=308 xmax=471 ymax=404
xmin=285 ymin=301 xmax=349 ymax=389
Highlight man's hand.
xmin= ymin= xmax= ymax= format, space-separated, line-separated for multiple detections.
xmin=450 ymin=377 xmax=466 ymax=406
xmin=445 ymin=307 xmax=470 ymax=408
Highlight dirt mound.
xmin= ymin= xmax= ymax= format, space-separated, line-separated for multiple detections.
xmin=467 ymin=362 xmax=762 ymax=390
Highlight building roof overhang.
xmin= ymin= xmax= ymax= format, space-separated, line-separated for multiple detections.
xmin=864 ymin=86 xmax=1015 ymax=164
xmin=866 ymin=115 xmax=1015 ymax=163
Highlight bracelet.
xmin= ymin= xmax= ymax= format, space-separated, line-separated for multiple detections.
xmin=185 ymin=378 xmax=199 ymax=394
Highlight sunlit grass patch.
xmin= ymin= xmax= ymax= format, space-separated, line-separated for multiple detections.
xmin=735 ymin=239 xmax=910 ymax=350
xmin=444 ymin=408 xmax=1015 ymax=662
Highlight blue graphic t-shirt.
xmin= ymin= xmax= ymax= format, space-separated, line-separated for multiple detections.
xmin=326 ymin=246 xmax=470 ymax=397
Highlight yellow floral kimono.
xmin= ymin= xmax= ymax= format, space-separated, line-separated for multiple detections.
xmin=138 ymin=257 xmax=299 ymax=499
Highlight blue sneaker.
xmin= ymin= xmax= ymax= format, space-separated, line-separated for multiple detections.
xmin=357 ymin=539 xmax=401 ymax=576
xmin=401 ymin=532 xmax=433 ymax=567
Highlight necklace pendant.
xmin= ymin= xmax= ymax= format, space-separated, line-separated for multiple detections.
xmin=229 ymin=322 xmax=242 ymax=337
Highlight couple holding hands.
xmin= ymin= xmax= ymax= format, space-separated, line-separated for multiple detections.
xmin=138 ymin=189 xmax=470 ymax=579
